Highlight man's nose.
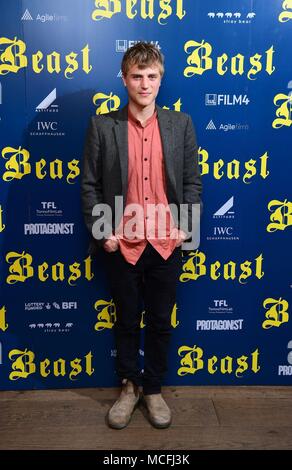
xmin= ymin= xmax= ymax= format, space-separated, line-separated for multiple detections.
xmin=141 ymin=78 xmax=149 ymax=88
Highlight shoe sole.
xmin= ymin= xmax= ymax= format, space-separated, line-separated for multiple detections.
xmin=141 ymin=396 xmax=172 ymax=429
xmin=148 ymin=415 xmax=172 ymax=429
xmin=106 ymin=398 xmax=140 ymax=430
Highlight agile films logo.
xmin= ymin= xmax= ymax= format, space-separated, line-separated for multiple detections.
xmin=21 ymin=9 xmax=68 ymax=22
xmin=206 ymin=119 xmax=249 ymax=132
xmin=90 ymin=196 xmax=201 ymax=250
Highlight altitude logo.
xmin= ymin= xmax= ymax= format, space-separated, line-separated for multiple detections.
xmin=36 ymin=89 xmax=59 ymax=113
xmin=207 ymin=197 xmax=239 ymax=241
xmin=213 ymin=197 xmax=235 ymax=219
xmin=31 ymin=89 xmax=64 ymax=135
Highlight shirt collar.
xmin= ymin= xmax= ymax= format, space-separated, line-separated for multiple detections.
xmin=128 ymin=105 xmax=157 ymax=128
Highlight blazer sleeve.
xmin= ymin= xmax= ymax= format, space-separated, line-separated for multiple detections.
xmin=81 ymin=117 xmax=111 ymax=247
xmin=181 ymin=114 xmax=203 ymax=236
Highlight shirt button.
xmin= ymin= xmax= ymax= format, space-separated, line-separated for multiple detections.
xmin=144 ymin=138 xmax=147 ymax=141
xmin=144 ymin=158 xmax=148 ymax=161
xmin=146 ymin=216 xmax=149 ymax=220
xmin=144 ymin=177 xmax=148 ymax=180
xmin=145 ymin=197 xmax=148 ymax=200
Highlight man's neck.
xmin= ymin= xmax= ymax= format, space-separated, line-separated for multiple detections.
xmin=128 ymin=101 xmax=156 ymax=125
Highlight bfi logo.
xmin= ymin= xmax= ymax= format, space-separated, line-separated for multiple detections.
xmin=62 ymin=302 xmax=77 ymax=309
xmin=214 ymin=300 xmax=228 ymax=307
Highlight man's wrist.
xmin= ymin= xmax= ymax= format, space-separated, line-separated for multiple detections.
xmin=178 ymin=228 xmax=188 ymax=240
xmin=106 ymin=233 xmax=117 ymax=242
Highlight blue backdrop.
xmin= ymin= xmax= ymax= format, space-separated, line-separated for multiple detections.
xmin=0 ymin=0 xmax=291 ymax=390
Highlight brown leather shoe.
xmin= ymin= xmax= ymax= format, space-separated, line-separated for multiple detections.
xmin=107 ymin=379 xmax=140 ymax=429
xmin=142 ymin=393 xmax=172 ymax=428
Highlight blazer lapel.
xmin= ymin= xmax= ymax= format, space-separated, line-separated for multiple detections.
xmin=113 ymin=104 xmax=129 ymax=205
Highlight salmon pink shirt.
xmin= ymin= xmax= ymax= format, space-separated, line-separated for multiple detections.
xmin=114 ymin=106 xmax=180 ymax=265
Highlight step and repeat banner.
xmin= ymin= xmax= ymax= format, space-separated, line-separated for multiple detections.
xmin=0 ymin=1 xmax=291 ymax=390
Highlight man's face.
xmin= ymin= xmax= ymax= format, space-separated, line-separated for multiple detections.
xmin=122 ymin=62 xmax=162 ymax=109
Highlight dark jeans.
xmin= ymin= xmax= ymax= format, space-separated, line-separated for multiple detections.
xmin=102 ymin=242 xmax=181 ymax=395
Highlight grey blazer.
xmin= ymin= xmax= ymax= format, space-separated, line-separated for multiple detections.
xmin=81 ymin=103 xmax=202 ymax=255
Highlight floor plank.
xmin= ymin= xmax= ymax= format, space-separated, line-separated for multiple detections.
xmin=0 ymin=386 xmax=291 ymax=450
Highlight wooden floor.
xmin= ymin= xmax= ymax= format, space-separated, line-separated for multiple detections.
xmin=0 ymin=386 xmax=291 ymax=450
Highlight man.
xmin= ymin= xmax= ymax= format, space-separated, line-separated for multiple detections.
xmin=81 ymin=42 xmax=202 ymax=429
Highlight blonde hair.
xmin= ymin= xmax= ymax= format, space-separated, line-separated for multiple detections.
xmin=121 ymin=41 xmax=164 ymax=78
